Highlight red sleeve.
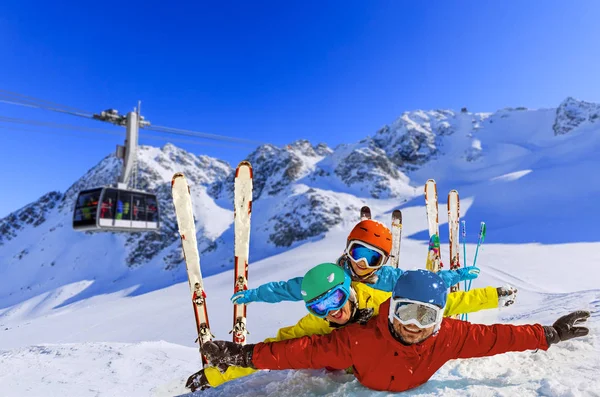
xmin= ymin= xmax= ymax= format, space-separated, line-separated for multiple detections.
xmin=448 ymin=319 xmax=549 ymax=359
xmin=252 ymin=327 xmax=354 ymax=370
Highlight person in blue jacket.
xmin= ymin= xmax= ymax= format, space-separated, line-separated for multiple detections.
xmin=231 ymin=219 xmax=481 ymax=305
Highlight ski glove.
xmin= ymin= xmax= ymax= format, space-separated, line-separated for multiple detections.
xmin=543 ymin=311 xmax=590 ymax=346
xmin=438 ymin=266 xmax=480 ymax=288
xmin=185 ymin=364 xmax=229 ymax=392
xmin=201 ymin=340 xmax=256 ymax=369
xmin=185 ymin=369 xmax=210 ymax=392
xmin=496 ymin=286 xmax=518 ymax=307
xmin=353 ymin=307 xmax=375 ymax=325
xmin=456 ymin=266 xmax=480 ymax=281
xmin=230 ymin=289 xmax=259 ymax=305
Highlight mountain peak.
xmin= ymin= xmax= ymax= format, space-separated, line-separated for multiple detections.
xmin=553 ymin=97 xmax=600 ymax=136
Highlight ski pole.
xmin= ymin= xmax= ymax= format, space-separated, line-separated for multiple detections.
xmin=467 ymin=222 xmax=486 ymax=291
xmin=462 ymin=220 xmax=467 ymax=292
xmin=461 ymin=220 xmax=467 ymax=321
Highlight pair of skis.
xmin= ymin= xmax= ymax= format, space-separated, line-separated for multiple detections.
xmin=171 ymin=161 xmax=253 ymax=365
xmin=424 ymin=179 xmax=488 ymax=295
xmin=360 ymin=206 xmax=403 ymax=268
xmin=424 ymin=179 xmax=461 ymax=292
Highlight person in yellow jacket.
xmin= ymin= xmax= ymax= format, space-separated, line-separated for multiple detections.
xmin=186 ymin=263 xmax=515 ymax=391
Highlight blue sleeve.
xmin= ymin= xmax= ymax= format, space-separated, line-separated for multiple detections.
xmin=367 ymin=266 xmax=405 ymax=292
xmin=437 ymin=270 xmax=460 ymax=288
xmin=250 ymin=277 xmax=304 ymax=303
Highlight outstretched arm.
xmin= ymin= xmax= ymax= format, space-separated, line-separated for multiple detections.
xmin=438 ymin=267 xmax=480 ymax=288
xmin=231 ymin=277 xmax=304 ymax=304
xmin=444 ymin=286 xmax=498 ymax=316
xmin=368 ymin=266 xmax=480 ymax=292
xmin=253 ymin=329 xmax=354 ymax=370
xmin=449 ymin=319 xmax=549 ymax=359
xmin=448 ymin=311 xmax=590 ymax=360
xmin=367 ymin=266 xmax=403 ymax=292
xmin=202 ymin=327 xmax=355 ymax=371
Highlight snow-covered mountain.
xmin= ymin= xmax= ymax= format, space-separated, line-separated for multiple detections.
xmin=2 ymin=97 xmax=600 ymax=310
xmin=1 ymin=97 xmax=600 ymax=396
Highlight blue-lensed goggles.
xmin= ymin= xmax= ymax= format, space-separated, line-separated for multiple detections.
xmin=347 ymin=241 xmax=386 ymax=268
xmin=305 ymin=285 xmax=350 ymax=318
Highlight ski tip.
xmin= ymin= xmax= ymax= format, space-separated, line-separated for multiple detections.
xmin=237 ymin=160 xmax=253 ymax=168
xmin=171 ymin=172 xmax=186 ymax=187
xmin=424 ymin=179 xmax=438 ymax=195
xmin=360 ymin=206 xmax=372 ymax=220
xmin=235 ymin=161 xmax=253 ymax=178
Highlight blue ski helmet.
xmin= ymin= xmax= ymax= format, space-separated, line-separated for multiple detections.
xmin=392 ymin=269 xmax=447 ymax=308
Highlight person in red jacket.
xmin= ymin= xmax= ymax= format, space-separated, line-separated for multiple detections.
xmin=200 ymin=270 xmax=590 ymax=393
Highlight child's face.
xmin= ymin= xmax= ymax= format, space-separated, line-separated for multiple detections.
xmin=348 ymin=256 xmax=377 ymax=277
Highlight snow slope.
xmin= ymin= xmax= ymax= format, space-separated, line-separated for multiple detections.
xmin=1 ymin=98 xmax=600 ymax=396
xmin=1 ymin=214 xmax=599 ymax=396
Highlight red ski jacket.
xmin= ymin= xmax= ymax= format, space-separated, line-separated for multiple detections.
xmin=252 ymin=299 xmax=549 ymax=392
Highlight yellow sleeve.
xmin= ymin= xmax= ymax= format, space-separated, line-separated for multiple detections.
xmin=206 ymin=314 xmax=332 ymax=387
xmin=264 ymin=313 xmax=332 ymax=343
xmin=204 ymin=366 xmax=257 ymax=388
xmin=444 ymin=286 xmax=499 ymax=316
xmin=352 ymin=282 xmax=392 ymax=316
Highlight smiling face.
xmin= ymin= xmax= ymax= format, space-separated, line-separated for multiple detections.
xmin=348 ymin=256 xmax=378 ymax=277
xmin=391 ymin=317 xmax=435 ymax=344
xmin=325 ymin=299 xmax=353 ymax=325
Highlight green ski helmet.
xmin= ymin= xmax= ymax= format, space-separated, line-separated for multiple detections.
xmin=301 ymin=263 xmax=352 ymax=316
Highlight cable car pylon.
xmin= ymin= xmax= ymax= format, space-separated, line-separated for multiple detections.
xmin=73 ymin=104 xmax=160 ymax=232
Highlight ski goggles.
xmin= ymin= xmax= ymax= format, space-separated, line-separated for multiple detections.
xmin=305 ymin=285 xmax=350 ymax=318
xmin=345 ymin=240 xmax=388 ymax=269
xmin=389 ymin=298 xmax=444 ymax=329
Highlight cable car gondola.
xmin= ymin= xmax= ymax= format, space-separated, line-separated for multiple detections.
xmin=73 ymin=187 xmax=159 ymax=232
xmin=72 ymin=108 xmax=160 ymax=233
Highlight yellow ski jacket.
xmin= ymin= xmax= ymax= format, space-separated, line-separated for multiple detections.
xmin=204 ymin=283 xmax=499 ymax=387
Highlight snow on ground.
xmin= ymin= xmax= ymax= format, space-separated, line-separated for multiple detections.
xmin=2 ymin=102 xmax=600 ymax=395
xmin=1 ymin=217 xmax=599 ymax=396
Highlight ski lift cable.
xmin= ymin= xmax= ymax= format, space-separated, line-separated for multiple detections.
xmin=0 ymin=116 xmax=256 ymax=149
xmin=1 ymin=89 xmax=269 ymax=146
xmin=0 ymin=115 xmax=119 ymax=134
xmin=0 ymin=98 xmax=94 ymax=119
xmin=0 ymin=89 xmax=93 ymax=114
xmin=139 ymin=132 xmax=258 ymax=149
xmin=0 ymin=125 xmax=123 ymax=140
xmin=144 ymin=124 xmax=265 ymax=145
xmin=0 ymin=115 xmax=259 ymax=149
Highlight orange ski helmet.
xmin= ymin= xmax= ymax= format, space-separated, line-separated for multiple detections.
xmin=347 ymin=219 xmax=392 ymax=256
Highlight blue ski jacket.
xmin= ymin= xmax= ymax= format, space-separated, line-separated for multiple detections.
xmin=231 ymin=259 xmax=479 ymax=305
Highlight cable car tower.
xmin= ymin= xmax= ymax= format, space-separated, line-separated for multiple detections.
xmin=72 ymin=105 xmax=160 ymax=232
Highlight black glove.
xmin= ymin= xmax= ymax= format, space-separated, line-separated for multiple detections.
xmin=185 ymin=368 xmax=210 ymax=392
xmin=201 ymin=340 xmax=256 ymax=368
xmin=353 ymin=307 xmax=375 ymax=325
xmin=543 ymin=311 xmax=590 ymax=346
xmin=185 ymin=364 xmax=229 ymax=392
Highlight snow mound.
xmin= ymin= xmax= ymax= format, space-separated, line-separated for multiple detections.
xmin=186 ymin=290 xmax=600 ymax=397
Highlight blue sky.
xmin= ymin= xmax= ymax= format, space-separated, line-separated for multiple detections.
xmin=1 ymin=0 xmax=599 ymax=217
